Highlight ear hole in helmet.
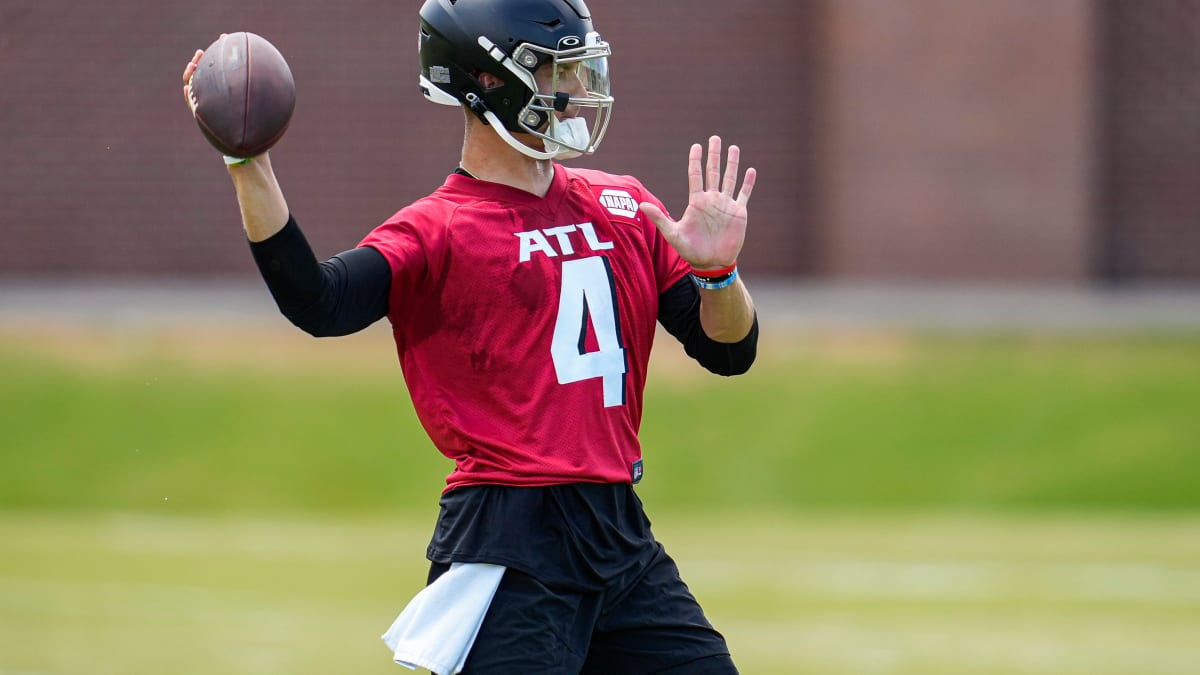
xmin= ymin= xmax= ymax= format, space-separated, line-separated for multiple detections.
xmin=476 ymin=71 xmax=505 ymax=91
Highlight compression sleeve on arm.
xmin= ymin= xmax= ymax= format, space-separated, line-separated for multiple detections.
xmin=249 ymin=215 xmax=391 ymax=337
xmin=657 ymin=276 xmax=758 ymax=376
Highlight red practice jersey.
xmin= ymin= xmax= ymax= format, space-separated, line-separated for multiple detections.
xmin=359 ymin=166 xmax=690 ymax=491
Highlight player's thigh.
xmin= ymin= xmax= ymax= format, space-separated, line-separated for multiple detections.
xmin=580 ymin=549 xmax=738 ymax=675
xmin=431 ymin=563 xmax=597 ymax=675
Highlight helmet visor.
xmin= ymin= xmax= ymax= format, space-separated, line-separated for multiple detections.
xmin=559 ymin=44 xmax=610 ymax=100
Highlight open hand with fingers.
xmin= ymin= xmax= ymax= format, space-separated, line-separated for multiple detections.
xmin=639 ymin=135 xmax=756 ymax=271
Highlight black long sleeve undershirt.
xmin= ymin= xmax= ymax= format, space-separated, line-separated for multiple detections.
xmin=249 ymin=215 xmax=390 ymax=337
xmin=656 ymin=276 xmax=759 ymax=376
xmin=248 ymin=215 xmax=757 ymax=374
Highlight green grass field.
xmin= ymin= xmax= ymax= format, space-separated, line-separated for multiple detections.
xmin=2 ymin=324 xmax=1199 ymax=673
xmin=3 ymin=512 xmax=1199 ymax=674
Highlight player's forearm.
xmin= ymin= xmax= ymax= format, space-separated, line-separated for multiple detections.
xmin=227 ymin=153 xmax=290 ymax=242
xmin=698 ymin=277 xmax=756 ymax=343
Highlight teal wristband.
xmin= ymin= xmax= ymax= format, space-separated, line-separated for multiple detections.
xmin=691 ymin=266 xmax=738 ymax=290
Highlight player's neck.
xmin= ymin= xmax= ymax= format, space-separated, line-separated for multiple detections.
xmin=460 ymin=120 xmax=555 ymax=197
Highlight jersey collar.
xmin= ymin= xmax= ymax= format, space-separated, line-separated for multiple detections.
xmin=443 ymin=164 xmax=570 ymax=213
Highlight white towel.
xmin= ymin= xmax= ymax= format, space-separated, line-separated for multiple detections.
xmin=381 ymin=562 xmax=506 ymax=674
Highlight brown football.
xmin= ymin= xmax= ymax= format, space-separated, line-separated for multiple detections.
xmin=190 ymin=32 xmax=295 ymax=159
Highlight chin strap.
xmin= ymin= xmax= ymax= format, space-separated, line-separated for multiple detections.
xmin=479 ymin=107 xmax=559 ymax=161
xmin=459 ymin=89 xmax=591 ymax=161
xmin=471 ymin=103 xmax=589 ymax=161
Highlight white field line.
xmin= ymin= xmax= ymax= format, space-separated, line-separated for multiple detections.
xmin=688 ymin=558 xmax=1200 ymax=604
xmin=719 ymin=618 xmax=1200 ymax=675
xmin=0 ymin=576 xmax=368 ymax=625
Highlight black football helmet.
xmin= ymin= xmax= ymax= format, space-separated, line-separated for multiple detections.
xmin=418 ymin=0 xmax=613 ymax=160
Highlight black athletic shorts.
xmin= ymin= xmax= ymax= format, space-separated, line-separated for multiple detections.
xmin=424 ymin=483 xmax=738 ymax=674
xmin=428 ymin=544 xmax=735 ymax=674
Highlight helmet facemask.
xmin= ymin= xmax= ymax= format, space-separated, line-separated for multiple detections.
xmin=472 ymin=31 xmax=613 ymax=161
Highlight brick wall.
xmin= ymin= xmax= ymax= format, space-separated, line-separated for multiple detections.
xmin=816 ymin=0 xmax=1095 ymax=282
xmin=1096 ymin=0 xmax=1200 ymax=281
xmin=0 ymin=1 xmax=1196 ymax=282
xmin=0 ymin=0 xmax=817 ymax=279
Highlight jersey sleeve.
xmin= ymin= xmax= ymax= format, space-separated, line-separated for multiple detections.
xmin=359 ymin=215 xmax=427 ymax=284
xmin=569 ymin=167 xmax=690 ymax=292
xmin=635 ymin=184 xmax=692 ymax=294
xmin=357 ymin=210 xmax=434 ymax=317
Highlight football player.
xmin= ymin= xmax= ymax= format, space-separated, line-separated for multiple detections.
xmin=183 ymin=0 xmax=757 ymax=672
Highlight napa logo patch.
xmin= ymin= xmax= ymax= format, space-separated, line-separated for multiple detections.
xmin=598 ymin=189 xmax=639 ymax=219
xmin=631 ymin=458 xmax=644 ymax=484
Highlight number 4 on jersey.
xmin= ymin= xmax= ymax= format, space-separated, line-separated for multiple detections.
xmin=551 ymin=257 xmax=626 ymax=407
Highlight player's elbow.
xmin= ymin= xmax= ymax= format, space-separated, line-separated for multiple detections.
xmin=284 ymin=307 xmax=342 ymax=338
xmin=295 ymin=321 xmax=338 ymax=338
xmin=700 ymin=349 xmax=756 ymax=377
xmin=688 ymin=318 xmax=759 ymax=376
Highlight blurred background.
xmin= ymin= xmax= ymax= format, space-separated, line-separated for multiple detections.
xmin=2 ymin=1 xmax=1199 ymax=674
